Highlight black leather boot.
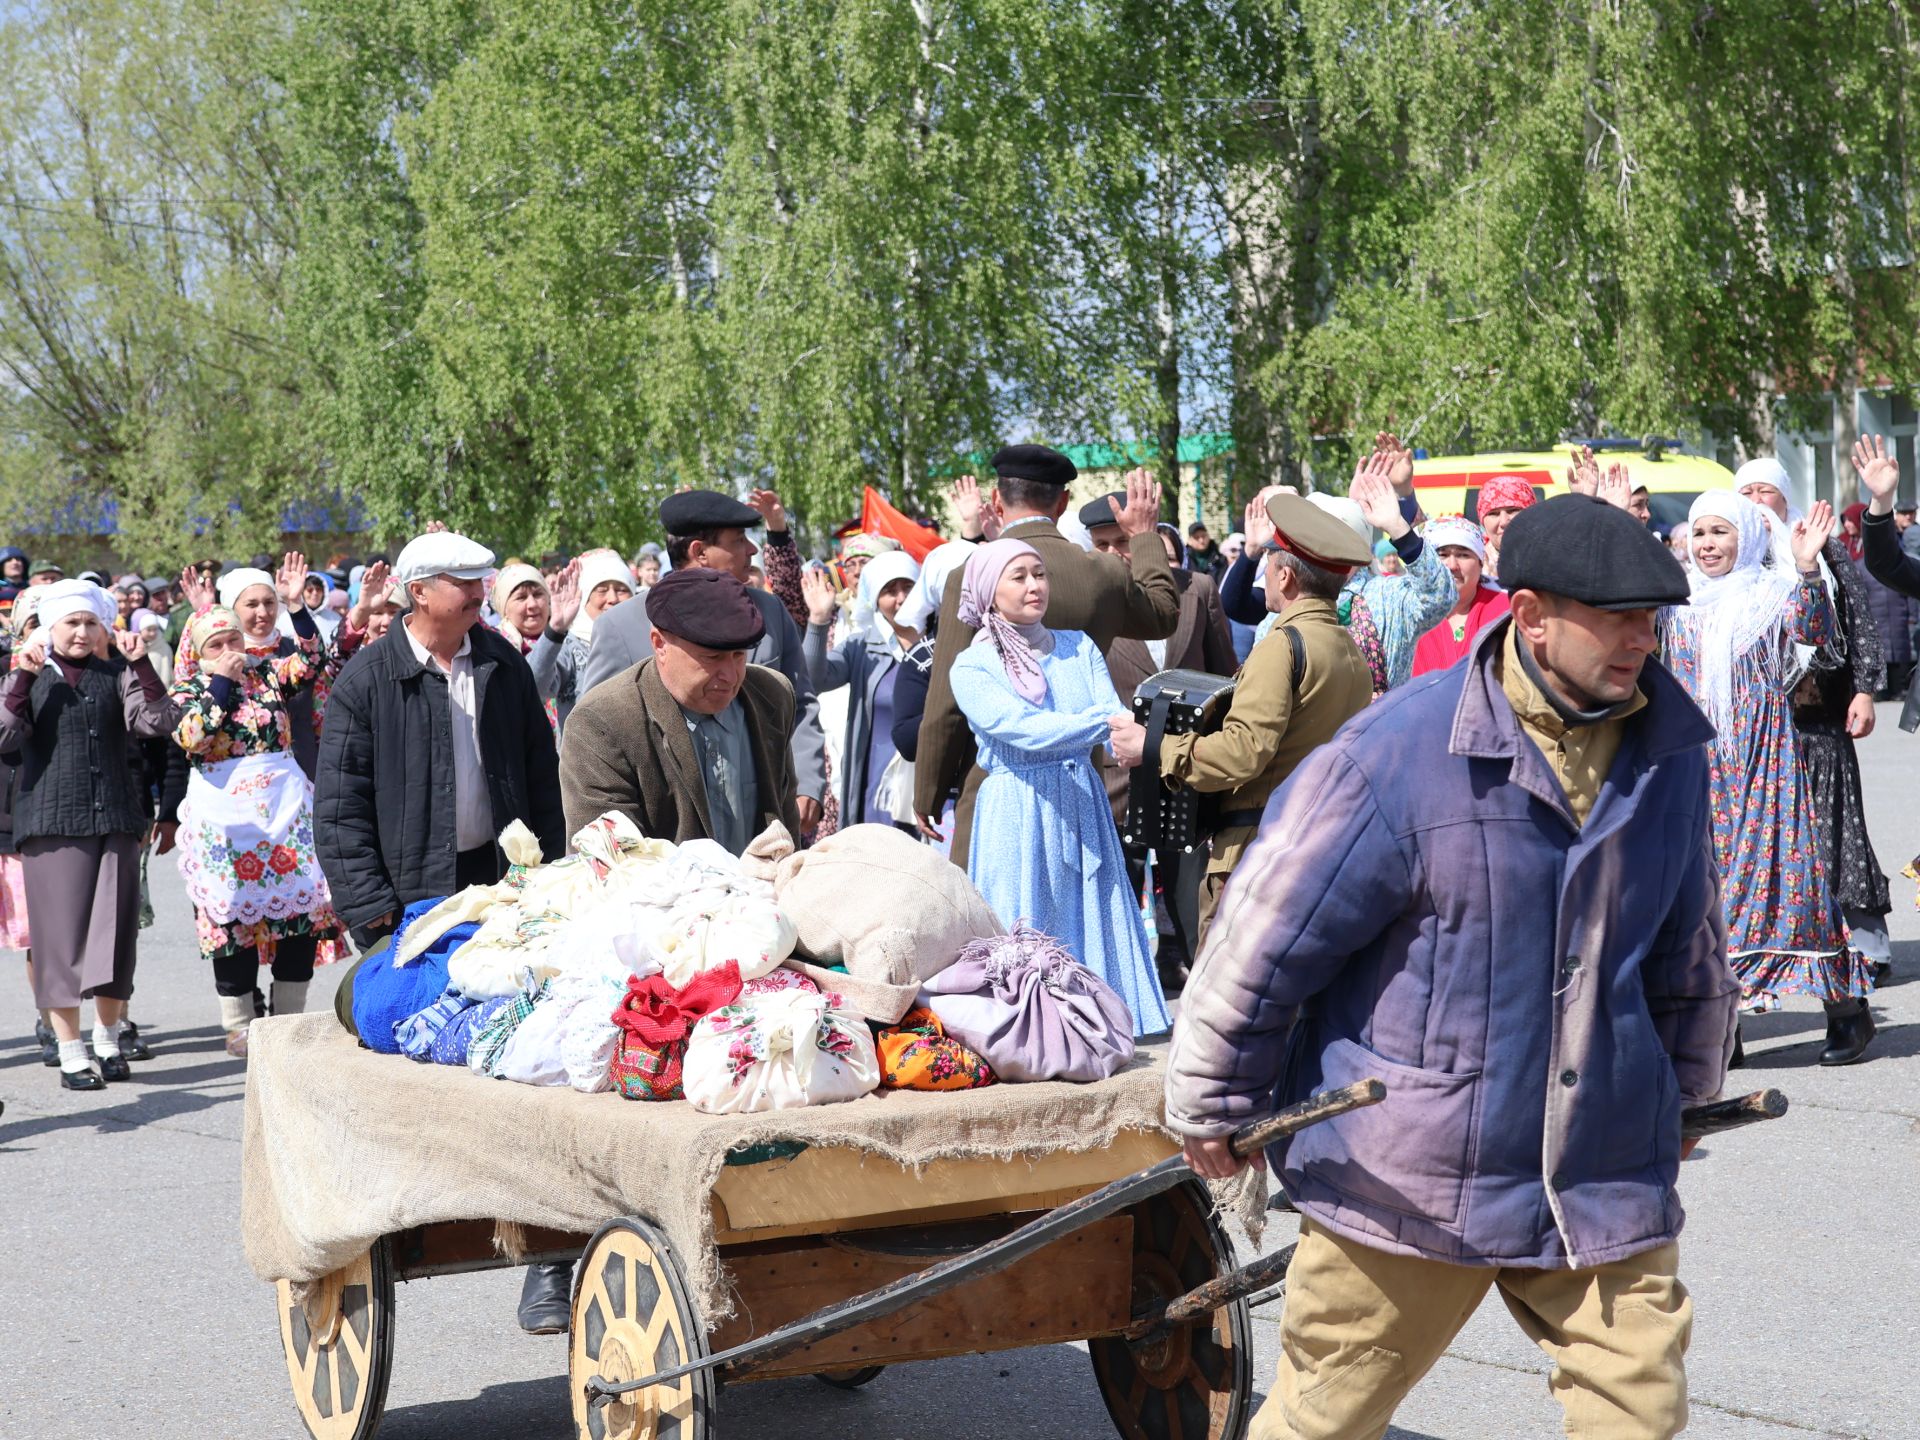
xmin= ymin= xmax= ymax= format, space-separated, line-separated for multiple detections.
xmin=517 ymin=1260 xmax=574 ymax=1335
xmin=1819 ymin=999 xmax=1875 ymax=1066
xmin=1728 ymin=1022 xmax=1745 ymax=1070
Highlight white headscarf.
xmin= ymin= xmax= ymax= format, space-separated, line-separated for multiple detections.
xmin=570 ymin=549 xmax=636 ymax=645
xmin=899 ymin=540 xmax=975 ymax=635
xmin=850 ymin=550 xmax=921 ymax=646
xmin=1423 ymin=516 xmax=1487 ymax=562
xmin=217 ymin=567 xmax=276 ymax=610
xmin=1675 ymin=490 xmax=1804 ymax=737
xmin=35 ymin=579 xmax=115 ymax=633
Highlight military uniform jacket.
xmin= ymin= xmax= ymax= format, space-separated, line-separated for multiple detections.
xmin=1160 ymin=596 xmax=1371 ymax=864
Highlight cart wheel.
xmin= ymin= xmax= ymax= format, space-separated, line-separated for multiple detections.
xmin=1089 ymin=1180 xmax=1253 ymax=1440
xmin=570 ymin=1217 xmax=714 ymax=1440
xmin=274 ymin=1239 xmax=395 ymax=1440
xmin=814 ymin=1366 xmax=886 ymax=1390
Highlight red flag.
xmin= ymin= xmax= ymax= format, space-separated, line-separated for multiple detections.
xmin=858 ymin=486 xmax=944 ymax=561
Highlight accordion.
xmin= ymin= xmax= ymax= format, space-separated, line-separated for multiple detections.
xmin=1121 ymin=668 xmax=1237 ymax=853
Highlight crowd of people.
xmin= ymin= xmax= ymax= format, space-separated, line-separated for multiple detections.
xmin=1 ymin=438 xmax=1905 ymax=1080
xmin=4 ymin=430 xmax=1914 ymax=1432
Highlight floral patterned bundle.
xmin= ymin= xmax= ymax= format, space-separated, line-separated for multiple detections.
xmin=609 ymin=962 xmax=744 ymax=1101
xmin=682 ymin=985 xmax=881 ymax=1115
xmin=875 ymin=1006 xmax=995 ymax=1091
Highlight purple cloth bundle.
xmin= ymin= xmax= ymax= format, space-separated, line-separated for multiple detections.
xmin=918 ymin=923 xmax=1136 ymax=1083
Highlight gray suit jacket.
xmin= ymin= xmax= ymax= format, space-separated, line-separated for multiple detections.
xmin=580 ymin=585 xmax=827 ymax=802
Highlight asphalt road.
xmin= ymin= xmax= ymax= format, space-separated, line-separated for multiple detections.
xmin=4 ymin=705 xmax=1918 ymax=1439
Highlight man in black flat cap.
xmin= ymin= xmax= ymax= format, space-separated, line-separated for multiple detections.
xmin=914 ymin=447 xmax=1180 ymax=864
xmin=1169 ymin=493 xmax=1731 ymax=1440
xmin=580 ymin=488 xmax=826 ymax=831
xmin=560 ymin=567 xmax=801 ymax=849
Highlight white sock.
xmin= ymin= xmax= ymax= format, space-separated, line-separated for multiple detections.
xmin=270 ymin=981 xmax=310 ymax=1017
xmin=218 ymin=994 xmax=255 ymax=1032
xmin=57 ymin=1038 xmax=91 ymax=1074
xmin=92 ymin=1019 xmax=124 ymax=1060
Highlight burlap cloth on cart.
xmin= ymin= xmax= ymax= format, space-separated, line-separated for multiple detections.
xmin=242 ymin=1013 xmax=1174 ymax=1326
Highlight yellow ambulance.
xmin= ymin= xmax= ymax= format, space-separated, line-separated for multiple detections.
xmin=1410 ymin=441 xmax=1735 ymax=532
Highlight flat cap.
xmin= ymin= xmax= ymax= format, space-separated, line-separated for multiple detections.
xmin=27 ymin=559 xmax=62 ymax=577
xmin=393 ymin=530 xmax=496 ymax=586
xmin=1076 ymin=491 xmax=1125 ymax=530
xmin=646 ymin=567 xmax=766 ymax=650
xmin=991 ymin=443 xmax=1077 ymax=487
xmin=659 ymin=489 xmax=762 ymax=535
xmin=1265 ymin=493 xmax=1374 ymax=571
xmin=1498 ymin=493 xmax=1689 ymax=610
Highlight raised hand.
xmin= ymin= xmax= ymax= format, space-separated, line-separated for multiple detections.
xmin=1597 ymin=463 xmax=1634 ymax=510
xmin=1853 ymin=434 xmax=1901 ymax=514
xmin=1792 ymin=500 xmax=1835 ymax=571
xmin=950 ymin=474 xmax=986 ymax=539
xmin=114 ymin=628 xmax=147 ymax=662
xmin=1350 ymin=454 xmax=1410 ymax=539
xmin=1372 ymin=431 xmax=1415 ymax=495
xmin=12 ymin=635 xmax=44 ymax=675
xmin=423 ymin=519 xmax=449 ymax=535
xmin=546 ymin=558 xmax=583 ymax=633
xmin=1567 ymin=445 xmax=1600 ymax=495
xmin=1113 ymin=467 xmax=1163 ymax=539
xmin=800 ymin=565 xmax=838 ymax=626
xmin=179 ymin=564 xmax=215 ymax=614
xmin=276 ymin=551 xmax=309 ymax=608
xmin=348 ymin=560 xmax=391 ymax=630
xmin=745 ymin=489 xmax=789 ymax=534
xmin=1243 ymin=490 xmax=1277 ymax=552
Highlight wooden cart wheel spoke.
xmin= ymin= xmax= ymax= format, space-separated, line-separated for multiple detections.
xmin=274 ymin=1239 xmax=395 ymax=1440
xmin=569 ymin=1217 xmax=713 ymax=1440
xmin=1088 ymin=1181 xmax=1252 ymax=1440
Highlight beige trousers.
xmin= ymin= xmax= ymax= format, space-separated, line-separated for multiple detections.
xmin=1254 ymin=1219 xmax=1691 ymax=1440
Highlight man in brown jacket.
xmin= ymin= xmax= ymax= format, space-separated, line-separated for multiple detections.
xmin=559 ymin=567 xmax=801 ymax=851
xmin=1160 ymin=493 xmax=1374 ymax=939
xmin=1082 ymin=492 xmax=1237 ymax=986
xmin=914 ymin=447 xmax=1179 ymax=864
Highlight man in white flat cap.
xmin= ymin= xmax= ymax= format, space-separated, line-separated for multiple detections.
xmin=316 ymin=528 xmax=564 ymax=946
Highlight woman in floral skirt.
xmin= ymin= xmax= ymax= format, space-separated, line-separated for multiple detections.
xmin=170 ymin=573 xmax=345 ymax=1058
xmin=1662 ymin=491 xmax=1874 ymax=1065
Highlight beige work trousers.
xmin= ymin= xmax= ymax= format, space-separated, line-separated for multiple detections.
xmin=1254 ymin=1219 xmax=1691 ymax=1440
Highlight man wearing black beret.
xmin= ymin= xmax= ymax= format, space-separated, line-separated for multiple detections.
xmin=580 ymin=487 xmax=826 ymax=831
xmin=1169 ymin=493 xmax=1730 ymax=1439
xmin=915 ymin=446 xmax=1181 ymax=864
xmin=560 ymin=567 xmax=801 ymax=849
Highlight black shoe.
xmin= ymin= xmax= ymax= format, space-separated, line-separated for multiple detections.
xmin=34 ymin=1017 xmax=58 ymax=1067
xmin=94 ymin=1051 xmax=131 ymax=1082
xmin=1872 ymin=960 xmax=1893 ymax=989
xmin=117 ymin=1022 xmax=152 ymax=1061
xmin=59 ymin=1066 xmax=106 ymax=1092
xmin=1819 ymin=1001 xmax=1876 ymax=1067
xmin=1728 ymin=1023 xmax=1745 ymax=1070
xmin=253 ymin=987 xmax=269 ymax=1020
xmin=517 ymin=1260 xmax=574 ymax=1335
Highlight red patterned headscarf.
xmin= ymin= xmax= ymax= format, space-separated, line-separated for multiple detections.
xmin=1476 ymin=474 xmax=1539 ymax=521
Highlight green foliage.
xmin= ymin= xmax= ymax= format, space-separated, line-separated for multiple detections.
xmin=7 ymin=0 xmax=1920 ymax=559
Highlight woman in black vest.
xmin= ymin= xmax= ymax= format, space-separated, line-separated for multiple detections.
xmin=0 ymin=581 xmax=177 ymax=1089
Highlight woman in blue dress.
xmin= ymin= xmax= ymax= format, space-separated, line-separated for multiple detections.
xmin=1662 ymin=490 xmax=1874 ymax=1064
xmin=947 ymin=538 xmax=1170 ymax=1036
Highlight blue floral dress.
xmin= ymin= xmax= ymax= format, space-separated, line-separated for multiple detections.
xmin=949 ymin=630 xmax=1171 ymax=1037
xmin=1662 ymin=576 xmax=1871 ymax=1009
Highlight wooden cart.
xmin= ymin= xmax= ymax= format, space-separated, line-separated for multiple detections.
xmin=274 ymin=1127 xmax=1254 ymax=1440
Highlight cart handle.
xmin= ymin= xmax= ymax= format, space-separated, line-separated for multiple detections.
xmin=584 ymin=1077 xmax=1388 ymax=1408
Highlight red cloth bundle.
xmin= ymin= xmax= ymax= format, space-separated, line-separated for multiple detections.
xmin=609 ymin=962 xmax=742 ymax=1101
